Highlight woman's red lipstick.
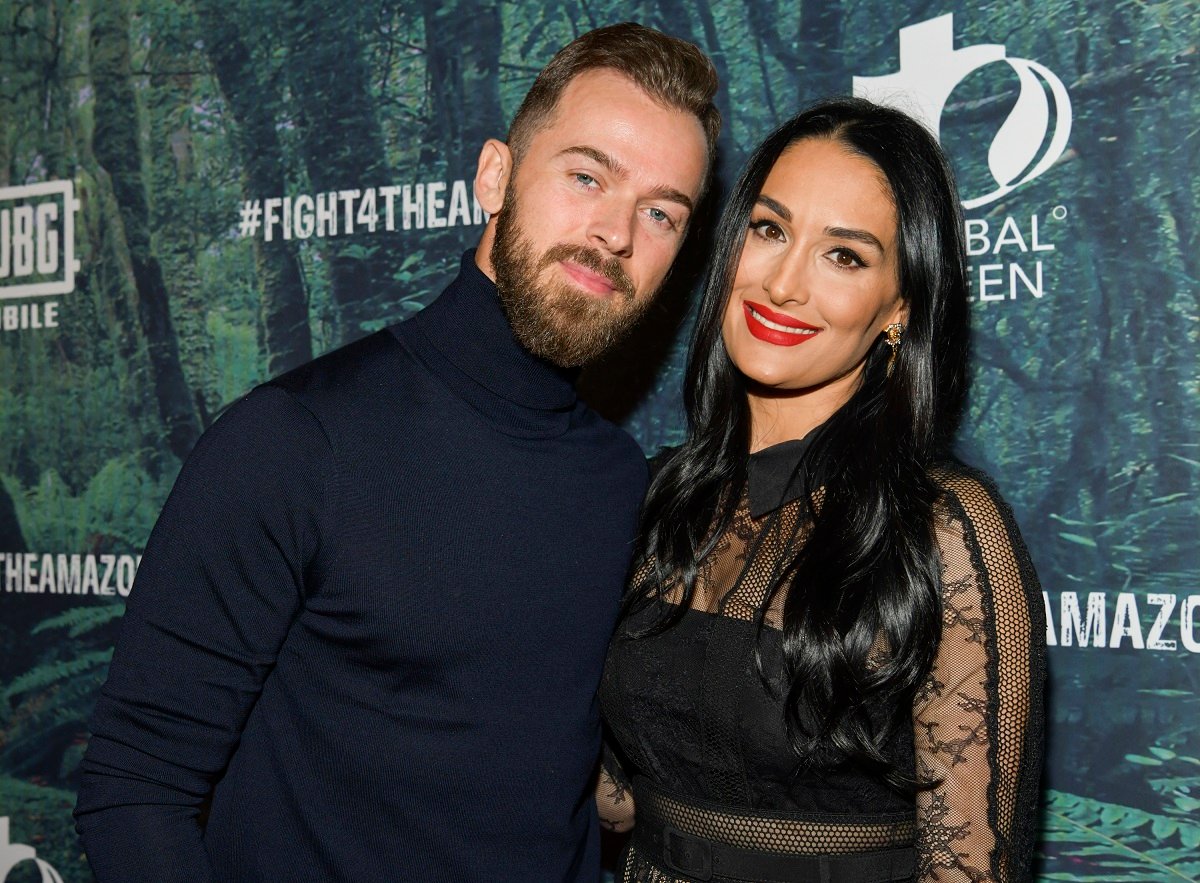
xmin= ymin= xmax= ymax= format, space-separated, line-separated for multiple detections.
xmin=742 ymin=301 xmax=820 ymax=347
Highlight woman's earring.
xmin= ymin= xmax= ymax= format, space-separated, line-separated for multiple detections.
xmin=884 ymin=323 xmax=904 ymax=376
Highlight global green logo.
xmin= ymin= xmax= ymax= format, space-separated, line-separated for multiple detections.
xmin=854 ymin=14 xmax=1073 ymax=209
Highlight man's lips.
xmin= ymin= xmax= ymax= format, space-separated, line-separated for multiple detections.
xmin=560 ymin=260 xmax=617 ymax=296
xmin=743 ymin=301 xmax=820 ymax=346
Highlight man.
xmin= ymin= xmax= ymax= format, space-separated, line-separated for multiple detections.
xmin=73 ymin=21 xmax=718 ymax=883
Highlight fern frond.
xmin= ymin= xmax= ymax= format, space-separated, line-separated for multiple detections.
xmin=31 ymin=603 xmax=125 ymax=638
xmin=1039 ymin=790 xmax=1200 ymax=881
xmin=3 ymin=649 xmax=114 ymax=702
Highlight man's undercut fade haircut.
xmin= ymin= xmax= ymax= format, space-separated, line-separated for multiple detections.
xmin=507 ymin=22 xmax=721 ymax=172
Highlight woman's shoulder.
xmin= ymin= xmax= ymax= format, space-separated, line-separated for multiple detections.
xmin=926 ymin=459 xmax=1042 ymax=593
xmin=926 ymin=459 xmax=1042 ymax=580
xmin=928 ymin=459 xmax=1019 ymax=528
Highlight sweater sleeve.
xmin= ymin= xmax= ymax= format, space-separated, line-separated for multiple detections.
xmin=912 ymin=467 xmax=1046 ymax=883
xmin=73 ymin=385 xmax=334 ymax=883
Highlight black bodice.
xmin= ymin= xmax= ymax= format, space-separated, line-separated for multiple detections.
xmin=598 ymin=446 xmax=1046 ymax=883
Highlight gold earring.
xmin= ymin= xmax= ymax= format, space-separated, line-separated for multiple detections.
xmin=884 ymin=323 xmax=904 ymax=375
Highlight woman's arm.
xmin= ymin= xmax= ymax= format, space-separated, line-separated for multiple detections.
xmin=596 ymin=742 xmax=636 ymax=833
xmin=912 ymin=468 xmax=1046 ymax=883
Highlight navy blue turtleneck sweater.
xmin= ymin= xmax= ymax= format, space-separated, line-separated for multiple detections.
xmin=74 ymin=252 xmax=648 ymax=882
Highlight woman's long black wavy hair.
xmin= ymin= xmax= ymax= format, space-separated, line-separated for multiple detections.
xmin=630 ymin=97 xmax=971 ymax=790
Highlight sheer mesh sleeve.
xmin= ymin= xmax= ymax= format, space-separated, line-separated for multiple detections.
xmin=598 ymin=739 xmax=636 ymax=833
xmin=913 ymin=468 xmax=1045 ymax=882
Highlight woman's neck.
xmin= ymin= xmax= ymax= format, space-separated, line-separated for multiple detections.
xmin=744 ymin=366 xmax=864 ymax=452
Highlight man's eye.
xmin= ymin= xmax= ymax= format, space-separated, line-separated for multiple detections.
xmin=648 ymin=208 xmax=670 ymax=224
xmin=574 ymin=173 xmax=597 ymax=187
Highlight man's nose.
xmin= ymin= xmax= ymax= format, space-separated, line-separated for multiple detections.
xmin=586 ymin=201 xmax=635 ymax=258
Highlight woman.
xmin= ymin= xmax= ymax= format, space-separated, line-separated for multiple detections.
xmin=597 ymin=98 xmax=1045 ymax=883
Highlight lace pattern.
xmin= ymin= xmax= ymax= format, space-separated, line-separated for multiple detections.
xmin=600 ymin=464 xmax=1044 ymax=883
xmin=909 ymin=468 xmax=1044 ymax=882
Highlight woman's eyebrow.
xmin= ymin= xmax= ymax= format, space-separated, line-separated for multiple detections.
xmin=755 ymin=194 xmax=791 ymax=221
xmin=824 ymin=226 xmax=885 ymax=252
xmin=756 ymin=195 xmax=885 ymax=252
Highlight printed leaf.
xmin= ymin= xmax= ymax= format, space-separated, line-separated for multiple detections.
xmin=1042 ymin=790 xmax=1200 ymax=881
xmin=1059 ymin=532 xmax=1098 ymax=547
xmin=1124 ymin=754 xmax=1163 ymax=766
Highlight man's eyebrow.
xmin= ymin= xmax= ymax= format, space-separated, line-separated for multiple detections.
xmin=558 ymin=145 xmax=628 ymax=178
xmin=558 ymin=145 xmax=694 ymax=213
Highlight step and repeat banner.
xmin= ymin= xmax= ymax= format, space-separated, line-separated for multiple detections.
xmin=1 ymin=1 xmax=1197 ymax=880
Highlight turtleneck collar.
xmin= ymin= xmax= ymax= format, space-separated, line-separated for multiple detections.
xmin=746 ymin=433 xmax=817 ymax=519
xmin=392 ymin=251 xmax=580 ymax=437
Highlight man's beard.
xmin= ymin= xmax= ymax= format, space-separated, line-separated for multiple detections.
xmin=490 ymin=189 xmax=656 ymax=368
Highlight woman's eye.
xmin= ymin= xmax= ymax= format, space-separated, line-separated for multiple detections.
xmin=749 ymin=219 xmax=785 ymax=242
xmin=829 ymin=247 xmax=865 ymax=268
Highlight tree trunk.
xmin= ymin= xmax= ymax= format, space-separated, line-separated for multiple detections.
xmin=88 ymin=0 xmax=201 ymax=463
xmin=147 ymin=21 xmax=223 ymax=425
xmin=688 ymin=1 xmax=735 ymax=154
xmin=280 ymin=0 xmax=400 ymax=346
xmin=195 ymin=1 xmax=313 ymax=378
xmin=35 ymin=0 xmax=69 ymax=181
xmin=0 ymin=0 xmax=24 ymax=186
xmin=0 ymin=483 xmax=24 ymax=552
xmin=796 ymin=0 xmax=845 ymax=99
xmin=420 ymin=0 xmax=504 ymax=175
xmin=741 ymin=0 xmax=847 ymax=100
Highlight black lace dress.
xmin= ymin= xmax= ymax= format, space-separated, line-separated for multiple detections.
xmin=598 ymin=441 xmax=1045 ymax=883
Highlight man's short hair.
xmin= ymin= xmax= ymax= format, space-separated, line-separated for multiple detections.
xmin=507 ymin=22 xmax=721 ymax=170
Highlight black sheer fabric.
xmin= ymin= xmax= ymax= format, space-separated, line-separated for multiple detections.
xmin=598 ymin=449 xmax=1045 ymax=882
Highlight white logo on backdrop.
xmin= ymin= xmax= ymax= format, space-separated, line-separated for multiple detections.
xmin=853 ymin=14 xmax=1072 ymax=209
xmin=0 ymin=180 xmax=80 ymax=300
xmin=0 ymin=818 xmax=64 ymax=883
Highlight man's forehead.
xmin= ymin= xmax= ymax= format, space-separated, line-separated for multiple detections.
xmin=550 ymin=69 xmax=685 ymax=131
xmin=528 ymin=69 xmax=708 ymax=199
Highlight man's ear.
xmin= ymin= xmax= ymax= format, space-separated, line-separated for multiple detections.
xmin=474 ymin=139 xmax=512 ymax=215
